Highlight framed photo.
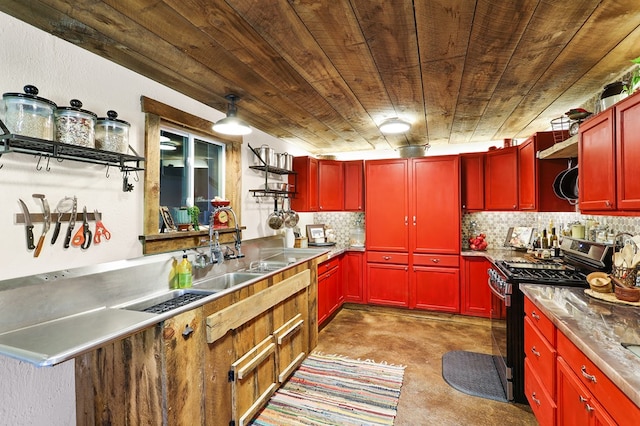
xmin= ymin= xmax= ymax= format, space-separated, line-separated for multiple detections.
xmin=306 ymin=224 xmax=325 ymax=240
xmin=160 ymin=206 xmax=177 ymax=232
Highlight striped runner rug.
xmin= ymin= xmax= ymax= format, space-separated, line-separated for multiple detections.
xmin=251 ymin=352 xmax=406 ymax=425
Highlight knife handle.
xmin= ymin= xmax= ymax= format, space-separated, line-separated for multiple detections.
xmin=63 ymin=227 xmax=73 ymax=249
xmin=51 ymin=222 xmax=61 ymax=244
xmin=34 ymin=235 xmax=45 ymax=257
xmin=25 ymin=225 xmax=35 ymax=250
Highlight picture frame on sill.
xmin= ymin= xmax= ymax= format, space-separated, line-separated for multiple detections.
xmin=306 ymin=224 xmax=325 ymax=241
xmin=160 ymin=206 xmax=177 ymax=232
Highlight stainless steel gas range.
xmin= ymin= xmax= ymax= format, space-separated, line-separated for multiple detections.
xmin=487 ymin=237 xmax=613 ymax=403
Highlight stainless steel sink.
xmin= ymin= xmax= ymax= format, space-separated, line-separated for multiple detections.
xmin=121 ymin=289 xmax=216 ymax=314
xmin=246 ymin=260 xmax=294 ymax=273
xmin=194 ymin=272 xmax=264 ymax=291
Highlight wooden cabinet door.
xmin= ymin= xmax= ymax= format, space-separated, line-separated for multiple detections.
xmin=344 ymin=160 xmax=364 ymax=211
xmin=366 ymin=262 xmax=409 ymax=307
xmin=412 ymin=265 xmax=459 ymax=312
xmin=461 ymin=256 xmax=491 ymax=317
xmin=616 ymin=91 xmax=640 ymax=210
xmin=518 ymin=137 xmax=536 ymax=210
xmin=485 ymin=146 xmax=519 ymax=210
xmin=273 ymin=313 xmax=306 ymax=384
xmin=461 ymin=153 xmax=484 ymax=210
xmin=230 ymin=335 xmax=278 ymax=426
xmin=579 ymin=110 xmax=616 ymax=211
xmin=318 ymin=160 xmax=344 ymax=211
xmin=411 ymin=156 xmax=460 ymax=254
xmin=290 ymin=156 xmax=318 ymax=212
xmin=343 ymin=251 xmax=364 ymax=303
xmin=365 ymin=159 xmax=410 ymax=252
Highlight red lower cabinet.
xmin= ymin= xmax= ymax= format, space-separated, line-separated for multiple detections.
xmin=525 ymin=358 xmax=557 ymax=426
xmin=318 ymin=257 xmax=341 ymax=326
xmin=343 ymin=251 xmax=364 ymax=303
xmin=366 ymin=262 xmax=409 ymax=307
xmin=412 ymin=266 xmax=459 ymax=312
xmin=461 ymin=256 xmax=491 ymax=317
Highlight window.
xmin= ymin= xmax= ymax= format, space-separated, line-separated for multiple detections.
xmin=160 ymin=127 xmax=225 ymax=226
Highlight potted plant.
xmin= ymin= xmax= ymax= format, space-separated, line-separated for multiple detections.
xmin=187 ymin=205 xmax=200 ymax=231
xmin=624 ymin=56 xmax=640 ymax=95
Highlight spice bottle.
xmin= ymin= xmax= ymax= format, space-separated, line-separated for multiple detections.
xmin=177 ymin=254 xmax=193 ymax=289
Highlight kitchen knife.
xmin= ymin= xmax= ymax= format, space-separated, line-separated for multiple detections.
xmin=18 ymin=199 xmax=35 ymax=250
xmin=32 ymin=194 xmax=50 ymax=257
xmin=63 ymin=196 xmax=77 ymax=249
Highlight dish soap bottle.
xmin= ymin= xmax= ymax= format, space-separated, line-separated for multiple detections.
xmin=177 ymin=253 xmax=193 ymax=289
xmin=168 ymin=257 xmax=178 ymax=289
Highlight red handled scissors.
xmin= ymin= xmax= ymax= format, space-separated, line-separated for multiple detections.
xmin=93 ymin=209 xmax=111 ymax=244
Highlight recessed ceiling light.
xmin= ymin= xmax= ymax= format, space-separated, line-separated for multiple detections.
xmin=379 ymin=117 xmax=411 ymax=134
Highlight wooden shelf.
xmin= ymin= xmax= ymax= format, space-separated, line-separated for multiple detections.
xmin=139 ymin=226 xmax=244 ymax=255
xmin=537 ymin=134 xmax=578 ymax=159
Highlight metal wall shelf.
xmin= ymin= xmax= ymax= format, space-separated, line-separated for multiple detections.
xmin=0 ymin=119 xmax=145 ymax=191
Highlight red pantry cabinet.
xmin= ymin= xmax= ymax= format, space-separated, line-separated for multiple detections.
xmin=461 ymin=153 xmax=485 ymax=211
xmin=290 ymin=156 xmax=318 ymax=212
xmin=343 ymin=160 xmax=364 ymax=211
xmin=460 ymin=256 xmax=491 ymax=317
xmin=578 ymin=109 xmax=616 ymax=211
xmin=365 ymin=156 xmax=460 ymax=311
xmin=484 ymin=146 xmax=519 ymax=210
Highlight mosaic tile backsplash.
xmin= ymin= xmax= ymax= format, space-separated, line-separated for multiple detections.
xmin=312 ymin=211 xmax=640 ymax=251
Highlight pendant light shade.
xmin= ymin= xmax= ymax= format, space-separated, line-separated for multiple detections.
xmin=213 ymin=94 xmax=252 ymax=136
xmin=379 ymin=117 xmax=411 ymax=134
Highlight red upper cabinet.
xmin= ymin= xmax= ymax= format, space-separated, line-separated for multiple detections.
xmin=519 ymin=132 xmax=575 ymax=212
xmin=579 ymin=109 xmax=616 ymax=211
xmin=365 ymin=159 xmax=410 ymax=252
xmin=616 ymin=92 xmax=640 ymax=210
xmin=343 ymin=160 xmax=364 ymax=211
xmin=318 ymin=160 xmax=344 ymax=211
xmin=412 ymin=156 xmax=460 ymax=254
xmin=461 ymin=153 xmax=484 ymax=211
xmin=485 ymin=146 xmax=519 ymax=210
xmin=290 ymin=156 xmax=318 ymax=212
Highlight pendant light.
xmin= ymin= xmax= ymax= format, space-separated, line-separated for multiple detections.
xmin=379 ymin=117 xmax=411 ymax=134
xmin=213 ymin=94 xmax=252 ymax=136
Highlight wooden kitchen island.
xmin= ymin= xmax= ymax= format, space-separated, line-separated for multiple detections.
xmin=75 ymin=258 xmax=320 ymax=426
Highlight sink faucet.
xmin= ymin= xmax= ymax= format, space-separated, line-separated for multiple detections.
xmin=209 ymin=206 xmax=244 ymax=262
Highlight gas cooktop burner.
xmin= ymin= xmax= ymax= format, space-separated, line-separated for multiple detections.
xmin=502 ymin=259 xmax=571 ymax=271
xmin=495 ymin=260 xmax=588 ymax=286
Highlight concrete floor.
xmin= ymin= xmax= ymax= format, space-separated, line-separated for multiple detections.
xmin=315 ymin=305 xmax=538 ymax=426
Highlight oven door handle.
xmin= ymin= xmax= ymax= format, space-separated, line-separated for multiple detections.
xmin=488 ymin=278 xmax=511 ymax=307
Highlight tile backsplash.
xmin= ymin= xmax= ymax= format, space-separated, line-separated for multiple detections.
xmin=311 ymin=210 xmax=640 ymax=251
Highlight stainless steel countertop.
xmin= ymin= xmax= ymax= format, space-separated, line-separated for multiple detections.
xmin=521 ymin=284 xmax=640 ymax=407
xmin=0 ymin=244 xmax=328 ymax=366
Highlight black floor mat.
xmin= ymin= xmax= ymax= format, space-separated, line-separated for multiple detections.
xmin=442 ymin=350 xmax=508 ymax=402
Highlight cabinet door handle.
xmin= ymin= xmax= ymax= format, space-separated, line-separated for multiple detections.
xmin=585 ymin=403 xmax=595 ymax=413
xmin=581 ymin=365 xmax=597 ymax=383
xmin=530 ymin=346 xmax=541 ymax=357
xmin=531 ymin=311 xmax=540 ymax=321
xmin=404 ymin=216 xmax=408 ymax=226
xmin=531 ymin=392 xmax=541 ymax=406
xmin=383 ymin=256 xmax=391 ymax=260
xmin=579 ymin=395 xmax=588 ymax=404
xmin=512 ymin=204 xmax=517 ymax=209
xmin=431 ymin=258 xmax=440 ymax=263
xmin=605 ymin=200 xmax=611 ymax=207
xmin=182 ymin=324 xmax=194 ymax=338
xmin=413 ymin=215 xmax=416 ymax=225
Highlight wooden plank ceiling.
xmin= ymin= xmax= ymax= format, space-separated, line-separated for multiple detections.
xmin=2 ymin=0 xmax=640 ymax=154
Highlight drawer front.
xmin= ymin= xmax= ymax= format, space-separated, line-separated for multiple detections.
xmin=318 ymin=256 xmax=340 ymax=275
xmin=413 ymin=253 xmax=459 ymax=267
xmin=525 ymin=358 xmax=556 ymax=426
xmin=524 ymin=316 xmax=556 ymax=397
xmin=524 ymin=297 xmax=555 ymax=345
xmin=557 ymin=332 xmax=640 ymax=426
xmin=367 ymin=251 xmax=409 ymax=265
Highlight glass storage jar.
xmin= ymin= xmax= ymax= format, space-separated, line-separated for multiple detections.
xmin=55 ymin=99 xmax=97 ymax=148
xmin=95 ymin=110 xmax=130 ymax=153
xmin=2 ymin=85 xmax=57 ymax=140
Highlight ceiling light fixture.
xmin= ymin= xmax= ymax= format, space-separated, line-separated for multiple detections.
xmin=159 ymin=135 xmax=177 ymax=151
xmin=379 ymin=117 xmax=411 ymax=134
xmin=213 ymin=94 xmax=252 ymax=136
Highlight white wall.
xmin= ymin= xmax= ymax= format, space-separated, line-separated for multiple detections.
xmin=0 ymin=12 xmax=310 ymax=425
